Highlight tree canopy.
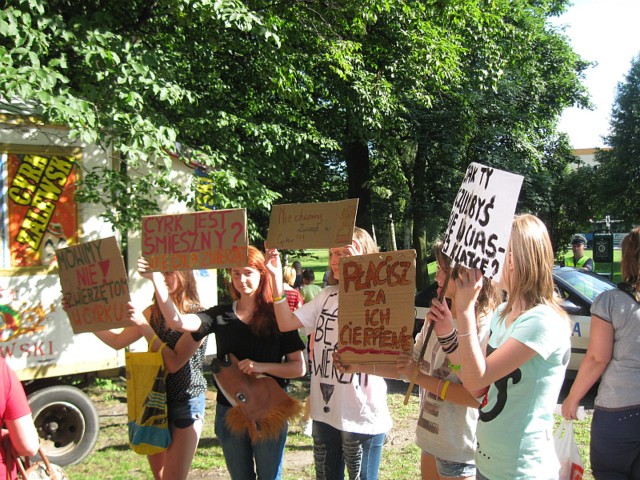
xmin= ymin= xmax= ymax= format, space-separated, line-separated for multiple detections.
xmin=1 ymin=0 xmax=591 ymax=284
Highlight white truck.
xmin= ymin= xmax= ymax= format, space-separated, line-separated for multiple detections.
xmin=0 ymin=110 xmax=217 ymax=465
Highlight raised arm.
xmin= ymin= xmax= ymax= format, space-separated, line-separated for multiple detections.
xmin=455 ymin=270 xmax=536 ymax=391
xmin=137 ymin=257 xmax=203 ymax=332
xmin=93 ymin=305 xmax=143 ymax=349
xmin=131 ymin=307 xmax=205 ymax=374
xmin=265 ymin=248 xmax=303 ymax=332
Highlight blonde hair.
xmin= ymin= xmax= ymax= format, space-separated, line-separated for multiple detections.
xmin=283 ymin=265 xmax=297 ymax=287
xmin=326 ymin=227 xmax=378 ymax=285
xmin=501 ymin=214 xmax=567 ymax=322
xmin=620 ymin=226 xmax=640 ymax=301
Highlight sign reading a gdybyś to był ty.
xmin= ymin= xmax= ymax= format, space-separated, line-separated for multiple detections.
xmin=441 ymin=162 xmax=523 ymax=282
xmin=337 ymin=250 xmax=416 ymax=364
xmin=266 ymin=199 xmax=358 ymax=249
xmin=142 ymin=209 xmax=248 ymax=271
xmin=57 ymin=236 xmax=132 ymax=334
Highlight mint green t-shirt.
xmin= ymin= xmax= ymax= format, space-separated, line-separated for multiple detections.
xmin=476 ymin=304 xmax=571 ymax=480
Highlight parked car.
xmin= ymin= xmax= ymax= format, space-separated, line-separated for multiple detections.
xmin=553 ymin=266 xmax=616 ymax=372
xmin=413 ymin=266 xmax=617 ymax=373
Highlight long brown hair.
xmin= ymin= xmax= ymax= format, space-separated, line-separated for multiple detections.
xmin=228 ymin=246 xmax=277 ymax=336
xmin=150 ymin=269 xmax=202 ymax=326
xmin=432 ymin=240 xmax=500 ymax=324
xmin=620 ymin=226 xmax=640 ymax=301
xmin=500 ymin=214 xmax=568 ymax=322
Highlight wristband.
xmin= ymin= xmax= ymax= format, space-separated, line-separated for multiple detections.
xmin=273 ymin=294 xmax=286 ymax=303
xmin=440 ymin=380 xmax=451 ymax=400
xmin=274 ymin=296 xmax=287 ymax=305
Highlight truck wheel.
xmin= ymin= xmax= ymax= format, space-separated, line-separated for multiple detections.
xmin=28 ymin=385 xmax=100 ymax=466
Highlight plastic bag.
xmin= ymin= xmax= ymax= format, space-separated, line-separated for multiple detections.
xmin=125 ymin=347 xmax=171 ymax=455
xmin=554 ymin=420 xmax=584 ymax=480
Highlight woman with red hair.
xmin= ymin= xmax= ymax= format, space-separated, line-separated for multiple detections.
xmin=139 ymin=246 xmax=305 ymax=480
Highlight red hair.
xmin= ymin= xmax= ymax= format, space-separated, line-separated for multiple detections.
xmin=229 ymin=246 xmax=277 ymax=336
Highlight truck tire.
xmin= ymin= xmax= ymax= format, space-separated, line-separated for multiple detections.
xmin=28 ymin=385 xmax=100 ymax=466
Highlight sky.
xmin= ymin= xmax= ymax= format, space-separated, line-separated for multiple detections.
xmin=552 ymin=0 xmax=640 ymax=149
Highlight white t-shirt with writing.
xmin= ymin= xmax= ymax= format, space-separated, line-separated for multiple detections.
xmin=294 ymin=285 xmax=392 ymax=434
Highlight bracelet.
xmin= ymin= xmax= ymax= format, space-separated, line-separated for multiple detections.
xmin=440 ymin=380 xmax=451 ymax=400
xmin=273 ymin=294 xmax=286 ymax=302
xmin=436 ymin=378 xmax=443 ymax=398
xmin=448 ymin=360 xmax=461 ymax=371
xmin=458 ymin=331 xmax=474 ymax=338
xmin=274 ymin=296 xmax=287 ymax=305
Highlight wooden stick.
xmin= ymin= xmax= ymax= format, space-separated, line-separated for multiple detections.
xmin=403 ymin=268 xmax=452 ymax=405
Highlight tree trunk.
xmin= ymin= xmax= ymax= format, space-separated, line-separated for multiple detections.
xmin=412 ymin=140 xmax=429 ymax=291
xmin=344 ymin=139 xmax=372 ymax=231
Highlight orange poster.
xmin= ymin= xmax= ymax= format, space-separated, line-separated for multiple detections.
xmin=6 ymin=152 xmax=78 ymax=268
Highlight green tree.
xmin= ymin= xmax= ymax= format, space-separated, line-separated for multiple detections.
xmin=595 ymin=54 xmax=640 ymax=226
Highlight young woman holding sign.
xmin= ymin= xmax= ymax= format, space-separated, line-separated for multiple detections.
xmin=266 ymin=227 xmax=392 ymax=480
xmin=438 ymin=214 xmax=571 ymax=480
xmin=139 ymin=246 xmax=305 ymax=480
xmin=334 ymin=240 xmax=500 ymax=480
xmin=90 ymin=269 xmax=208 ymax=480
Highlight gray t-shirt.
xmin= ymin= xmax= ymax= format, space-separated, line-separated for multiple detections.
xmin=591 ymin=288 xmax=640 ymax=410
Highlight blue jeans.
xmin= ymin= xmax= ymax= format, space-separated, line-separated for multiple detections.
xmin=591 ymin=407 xmax=640 ymax=480
xmin=214 ymin=403 xmax=287 ymax=480
xmin=436 ymin=457 xmax=476 ymax=478
xmin=312 ymin=420 xmax=385 ymax=480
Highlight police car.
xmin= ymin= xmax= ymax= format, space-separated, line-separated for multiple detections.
xmin=413 ymin=266 xmax=617 ymax=373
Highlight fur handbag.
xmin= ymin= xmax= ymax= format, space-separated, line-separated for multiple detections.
xmin=4 ymin=442 xmax=68 ymax=480
xmin=212 ymin=354 xmax=302 ymax=443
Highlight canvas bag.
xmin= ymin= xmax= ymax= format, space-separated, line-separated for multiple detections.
xmin=125 ymin=343 xmax=171 ymax=455
xmin=554 ymin=420 xmax=584 ymax=480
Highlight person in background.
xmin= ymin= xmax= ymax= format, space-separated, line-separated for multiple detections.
xmin=267 ymin=227 xmax=391 ymax=480
xmin=140 ymin=246 xmax=305 ymax=480
xmin=562 ymin=226 xmax=640 ymax=479
xmin=292 ymin=261 xmax=303 ymax=290
xmin=283 ymin=266 xmax=304 ymax=311
xmin=444 ymin=214 xmax=571 ymax=479
xmin=567 ymin=234 xmax=594 ymax=271
xmin=93 ymin=268 xmax=207 ymax=480
xmin=300 ymin=269 xmax=322 ymax=304
xmin=0 ymin=356 xmax=39 ymax=480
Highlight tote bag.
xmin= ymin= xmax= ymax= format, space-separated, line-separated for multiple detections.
xmin=554 ymin=420 xmax=584 ymax=480
xmin=125 ymin=344 xmax=171 ymax=455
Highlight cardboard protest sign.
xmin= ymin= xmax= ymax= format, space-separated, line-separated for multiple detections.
xmin=266 ymin=199 xmax=358 ymax=249
xmin=142 ymin=209 xmax=248 ymax=271
xmin=337 ymin=250 xmax=416 ymax=364
xmin=57 ymin=236 xmax=132 ymax=333
xmin=442 ymin=162 xmax=523 ymax=281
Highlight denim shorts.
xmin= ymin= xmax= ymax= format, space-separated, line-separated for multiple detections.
xmin=436 ymin=457 xmax=476 ymax=478
xmin=168 ymin=393 xmax=206 ymax=429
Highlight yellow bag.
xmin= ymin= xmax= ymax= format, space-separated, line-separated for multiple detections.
xmin=125 ymin=343 xmax=171 ymax=455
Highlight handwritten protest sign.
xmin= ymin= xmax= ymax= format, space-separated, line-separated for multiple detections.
xmin=337 ymin=250 xmax=416 ymax=364
xmin=57 ymin=236 xmax=132 ymax=334
xmin=142 ymin=209 xmax=248 ymax=271
xmin=442 ymin=162 xmax=523 ymax=281
xmin=266 ymin=199 xmax=358 ymax=249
